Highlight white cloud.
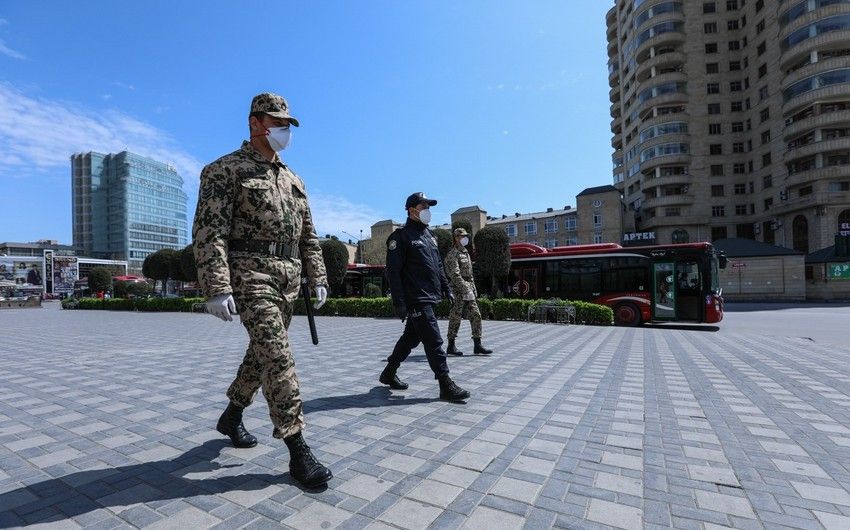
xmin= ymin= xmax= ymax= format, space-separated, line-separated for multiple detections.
xmin=0 ymin=40 xmax=25 ymax=60
xmin=101 ymin=94 xmax=112 ymax=101
xmin=0 ymin=83 xmax=203 ymax=189
xmin=308 ymin=191 xmax=386 ymax=242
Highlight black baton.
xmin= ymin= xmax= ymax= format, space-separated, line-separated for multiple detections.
xmin=301 ymin=277 xmax=319 ymax=345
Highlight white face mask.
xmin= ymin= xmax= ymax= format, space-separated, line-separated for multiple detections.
xmin=460 ymin=236 xmax=469 ymax=246
xmin=417 ymin=209 xmax=432 ymax=225
xmin=266 ymin=127 xmax=291 ymax=151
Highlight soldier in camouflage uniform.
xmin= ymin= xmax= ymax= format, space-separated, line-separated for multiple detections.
xmin=192 ymin=92 xmax=332 ymax=488
xmin=444 ymin=228 xmax=493 ymax=355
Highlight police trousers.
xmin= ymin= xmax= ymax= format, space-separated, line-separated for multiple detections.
xmin=387 ymin=303 xmax=449 ymax=378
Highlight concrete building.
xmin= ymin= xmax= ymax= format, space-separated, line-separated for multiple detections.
xmin=607 ymin=0 xmax=850 ymax=253
xmin=71 ymin=151 xmax=189 ymax=273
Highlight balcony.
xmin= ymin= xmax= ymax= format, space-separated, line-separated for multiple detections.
xmin=770 ymin=191 xmax=833 ymax=215
xmin=640 ymin=153 xmax=691 ymax=175
xmin=635 ymin=51 xmax=685 ymax=84
xmin=608 ymin=38 xmax=619 ymax=58
xmin=642 ymin=193 xmax=695 ymax=210
xmin=783 ymin=83 xmax=850 ymax=115
xmin=785 ymin=164 xmax=850 ymax=188
xmin=783 ymin=55 xmax=850 ymax=89
xmin=610 ymin=84 xmax=622 ymax=103
xmin=641 ymin=173 xmax=693 ymax=190
xmin=779 ymin=3 xmax=850 ymax=38
xmin=783 ymin=109 xmax=850 ymax=140
xmin=780 ymin=29 xmax=850 ymax=71
xmin=634 ymin=29 xmax=686 ymax=65
xmin=784 ymin=136 xmax=850 ymax=161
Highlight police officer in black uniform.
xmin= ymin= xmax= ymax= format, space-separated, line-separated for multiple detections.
xmin=378 ymin=192 xmax=471 ymax=402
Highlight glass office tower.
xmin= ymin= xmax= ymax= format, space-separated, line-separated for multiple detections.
xmin=71 ymin=151 xmax=188 ymax=273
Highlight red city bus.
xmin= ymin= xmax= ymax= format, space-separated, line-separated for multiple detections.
xmin=342 ymin=264 xmax=389 ymax=297
xmin=508 ymin=242 xmax=726 ymax=326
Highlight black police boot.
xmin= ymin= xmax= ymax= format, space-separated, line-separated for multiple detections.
xmin=216 ymin=402 xmax=258 ymax=448
xmin=438 ymin=374 xmax=471 ymax=402
xmin=379 ymin=364 xmax=409 ymax=390
xmin=446 ymin=339 xmax=464 ymax=356
xmin=473 ymin=338 xmax=493 ymax=355
xmin=284 ymin=432 xmax=333 ymax=488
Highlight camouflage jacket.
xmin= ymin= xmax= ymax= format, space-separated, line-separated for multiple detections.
xmin=192 ymin=141 xmax=327 ymax=300
xmin=444 ymin=246 xmax=476 ymax=299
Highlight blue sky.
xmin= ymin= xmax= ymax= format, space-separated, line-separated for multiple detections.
xmin=0 ymin=1 xmax=613 ymax=245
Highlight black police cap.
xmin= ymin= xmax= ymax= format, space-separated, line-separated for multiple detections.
xmin=405 ymin=192 xmax=438 ymax=209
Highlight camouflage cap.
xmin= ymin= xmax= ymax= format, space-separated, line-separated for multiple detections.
xmin=453 ymin=227 xmax=468 ymax=237
xmin=250 ymin=92 xmax=300 ymax=127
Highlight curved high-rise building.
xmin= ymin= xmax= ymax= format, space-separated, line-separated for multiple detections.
xmin=608 ymin=0 xmax=850 ymax=253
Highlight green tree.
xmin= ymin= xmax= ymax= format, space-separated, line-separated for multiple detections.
xmin=432 ymin=228 xmax=453 ymax=259
xmin=179 ymin=244 xmax=198 ymax=282
xmin=87 ymin=267 xmax=113 ymax=295
xmin=473 ymin=225 xmax=511 ymax=297
xmin=114 ymin=280 xmax=153 ymax=298
xmin=320 ymin=238 xmax=350 ymax=296
xmin=142 ymin=250 xmax=170 ymax=293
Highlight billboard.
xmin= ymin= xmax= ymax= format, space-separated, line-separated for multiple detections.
xmin=51 ymin=256 xmax=79 ymax=295
xmin=0 ymin=257 xmax=44 ymax=289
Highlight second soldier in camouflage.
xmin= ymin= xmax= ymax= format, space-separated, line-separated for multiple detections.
xmin=444 ymin=228 xmax=493 ymax=355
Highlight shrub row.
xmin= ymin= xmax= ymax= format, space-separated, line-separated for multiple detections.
xmin=63 ymin=296 xmax=613 ymax=325
xmin=62 ymin=297 xmax=205 ymax=312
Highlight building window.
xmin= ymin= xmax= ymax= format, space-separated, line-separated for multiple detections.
xmin=734 ymin=183 xmax=747 ymax=194
xmin=733 ymin=163 xmax=746 ymax=174
xmin=564 ymin=217 xmax=576 ymax=231
xmin=712 ymin=226 xmax=728 ymax=240
xmin=710 ymin=144 xmax=723 ymax=155
xmin=759 ymin=85 xmax=769 ymax=101
xmin=707 ymin=83 xmax=720 ymax=94
xmin=828 ymin=181 xmax=850 ymax=192
xmin=711 ymin=165 xmax=725 ymax=176
xmin=762 ymin=152 xmax=772 ymax=167
xmin=704 ymin=2 xmax=717 ymax=13
xmin=728 ymin=20 xmax=739 ymax=30
xmin=726 ymin=0 xmax=738 ymax=9
xmin=564 ymin=237 xmax=577 ymax=246
xmin=665 ymin=207 xmax=681 ymax=217
xmin=729 ymin=40 xmax=741 ymax=51
xmin=708 ymin=103 xmax=721 ymax=115
xmin=761 ymin=130 xmax=771 ymax=144
xmin=764 ymin=197 xmax=774 ymax=210
xmin=709 ymin=123 xmax=722 ymax=134
xmin=731 ymin=101 xmax=743 ymax=112
xmin=732 ymin=142 xmax=745 ymax=153
xmin=712 ymin=185 xmax=725 ymax=196
xmin=731 ymin=121 xmax=744 ymax=132
xmin=544 ymin=219 xmax=558 ymax=233
xmin=735 ymin=204 xmax=748 ymax=215
xmin=730 ymin=60 xmax=741 ymax=71
xmin=756 ymin=0 xmax=764 ymax=11
xmin=525 ymin=221 xmax=537 ymax=235
xmin=705 ymin=22 xmax=718 ymax=34
xmin=706 ymin=43 xmax=718 ymax=54
xmin=730 ymin=80 xmax=742 ymax=92
xmin=758 ymin=63 xmax=767 ymax=78
xmin=760 ymin=107 xmax=770 ymax=122
xmin=712 ymin=206 xmax=726 ymax=217
xmin=593 ymin=214 xmax=603 ymax=227
xmin=672 ymin=229 xmax=690 ymax=244
xmin=505 ymin=224 xmax=516 ymax=237
xmin=544 ymin=239 xmax=557 ymax=248
xmin=706 ymin=62 xmax=719 ymax=74
xmin=763 ymin=174 xmax=773 ymax=188
xmin=593 ymin=233 xmax=604 ymax=244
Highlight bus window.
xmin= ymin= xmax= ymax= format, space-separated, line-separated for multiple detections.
xmin=603 ymin=267 xmax=647 ymax=292
xmin=653 ymin=262 xmax=676 ymax=319
xmin=560 ymin=260 xmax=601 ymax=297
xmin=676 ymin=262 xmax=700 ymax=290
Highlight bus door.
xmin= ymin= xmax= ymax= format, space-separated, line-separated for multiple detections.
xmin=652 ymin=262 xmax=676 ymax=320
xmin=510 ymin=267 xmax=538 ymax=298
xmin=674 ymin=261 xmax=701 ymax=321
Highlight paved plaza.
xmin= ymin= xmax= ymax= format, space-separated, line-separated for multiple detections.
xmin=3 ymin=304 xmax=850 ymax=529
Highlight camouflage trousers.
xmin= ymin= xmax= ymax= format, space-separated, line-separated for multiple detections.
xmin=447 ymin=297 xmax=482 ymax=340
xmin=226 ymin=261 xmax=304 ymax=439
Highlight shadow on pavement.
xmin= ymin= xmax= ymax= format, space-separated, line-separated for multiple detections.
xmin=643 ymin=323 xmax=720 ymax=332
xmin=302 ymin=386 xmax=439 ymax=413
xmin=0 ymin=439 xmax=321 ymax=528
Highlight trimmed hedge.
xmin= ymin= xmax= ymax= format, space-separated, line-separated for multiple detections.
xmin=62 ymin=297 xmax=205 ymax=312
xmin=62 ymin=295 xmax=613 ymax=325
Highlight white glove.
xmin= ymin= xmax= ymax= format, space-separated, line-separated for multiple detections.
xmin=314 ymin=285 xmax=327 ymax=309
xmin=463 ymin=291 xmax=476 ymax=301
xmin=207 ymin=293 xmax=237 ymax=322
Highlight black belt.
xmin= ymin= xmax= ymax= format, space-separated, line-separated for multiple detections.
xmin=228 ymin=239 xmax=299 ymax=259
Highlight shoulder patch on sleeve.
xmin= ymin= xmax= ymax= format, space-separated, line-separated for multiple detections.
xmin=388 ymin=239 xmax=398 ymax=250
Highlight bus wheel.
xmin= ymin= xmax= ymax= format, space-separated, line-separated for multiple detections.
xmin=614 ymin=303 xmax=641 ymax=327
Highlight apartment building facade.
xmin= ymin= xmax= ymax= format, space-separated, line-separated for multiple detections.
xmin=607 ymin=0 xmax=850 ymax=253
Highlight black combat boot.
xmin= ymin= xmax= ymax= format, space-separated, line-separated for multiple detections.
xmin=284 ymin=432 xmax=333 ymax=488
xmin=438 ymin=374 xmax=471 ymax=402
xmin=446 ymin=339 xmax=464 ymax=356
xmin=473 ymin=338 xmax=493 ymax=355
xmin=216 ymin=402 xmax=258 ymax=448
xmin=379 ymin=364 xmax=409 ymax=390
